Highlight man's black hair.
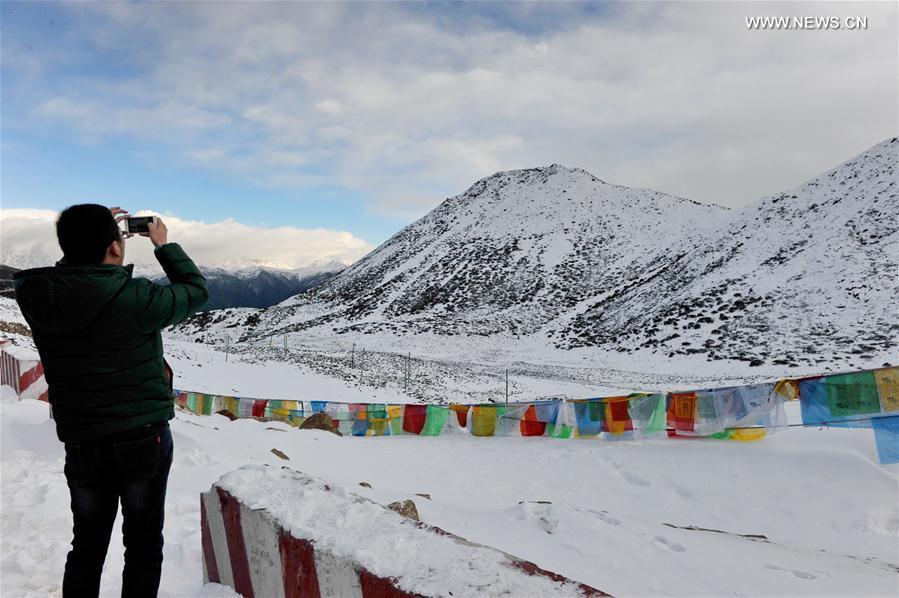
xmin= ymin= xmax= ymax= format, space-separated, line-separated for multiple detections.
xmin=56 ymin=204 xmax=122 ymax=265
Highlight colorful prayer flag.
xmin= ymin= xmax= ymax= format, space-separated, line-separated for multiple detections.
xmin=628 ymin=393 xmax=667 ymax=436
xmin=252 ymin=399 xmax=268 ymax=418
xmin=521 ymin=405 xmax=548 ymax=436
xmin=774 ymin=379 xmax=800 ymax=402
xmin=471 ymin=405 xmax=499 ymax=437
xmin=800 ymin=376 xmax=874 ymax=428
xmin=668 ymin=392 xmax=696 ymax=434
xmin=450 ymin=405 xmax=469 ymax=428
xmin=573 ymin=400 xmax=603 ymax=438
xmin=421 ymin=405 xmax=450 ymax=436
xmin=387 ymin=405 xmax=405 ymax=435
xmin=824 ymin=371 xmax=880 ymax=417
xmin=546 ymin=401 xmax=575 ymax=438
xmin=237 ymin=397 xmax=254 ymax=419
xmin=603 ymin=397 xmax=634 ymax=436
xmin=872 ymin=416 xmax=899 ymax=464
xmin=707 ymin=428 xmax=766 ymax=441
xmin=402 ymin=404 xmax=428 ymax=435
xmin=358 ymin=404 xmax=389 ymax=436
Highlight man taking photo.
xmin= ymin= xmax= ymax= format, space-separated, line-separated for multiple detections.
xmin=14 ymin=204 xmax=208 ymax=598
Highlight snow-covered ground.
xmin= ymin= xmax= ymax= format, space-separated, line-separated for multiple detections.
xmin=168 ymin=331 xmax=889 ymax=406
xmin=3 ymin=344 xmax=898 ymax=597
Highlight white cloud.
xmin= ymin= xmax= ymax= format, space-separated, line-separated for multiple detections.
xmin=6 ymin=1 xmax=897 ymax=219
xmin=0 ymin=208 xmax=373 ymax=273
xmin=315 ymin=100 xmax=344 ymax=116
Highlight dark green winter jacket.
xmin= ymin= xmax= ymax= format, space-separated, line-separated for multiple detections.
xmin=14 ymin=243 xmax=208 ymax=443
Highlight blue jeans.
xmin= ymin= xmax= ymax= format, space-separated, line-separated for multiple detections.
xmin=62 ymin=422 xmax=173 ymax=598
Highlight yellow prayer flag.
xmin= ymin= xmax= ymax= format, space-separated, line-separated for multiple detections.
xmin=875 ymin=367 xmax=899 ymax=412
xmin=727 ymin=428 xmax=766 ymax=441
xmin=471 ymin=406 xmax=497 ymax=437
xmin=774 ymin=379 xmax=800 ymax=401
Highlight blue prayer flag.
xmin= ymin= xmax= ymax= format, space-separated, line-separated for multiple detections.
xmin=872 ymin=416 xmax=899 ymax=464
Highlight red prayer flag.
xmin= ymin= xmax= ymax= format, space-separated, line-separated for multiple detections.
xmin=402 ymin=404 xmax=427 ymax=434
xmin=450 ymin=405 xmax=468 ymax=428
xmin=668 ymin=392 xmax=696 ymax=433
xmin=520 ymin=405 xmax=547 ymax=436
xmin=252 ymin=400 xmax=268 ymax=418
xmin=603 ymin=397 xmax=634 ymax=434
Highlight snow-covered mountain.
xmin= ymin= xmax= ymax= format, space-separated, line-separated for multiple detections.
xmin=558 ymin=138 xmax=899 ymax=367
xmin=173 ymin=139 xmax=898 ymax=369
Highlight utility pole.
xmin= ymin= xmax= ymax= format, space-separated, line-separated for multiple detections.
xmin=405 ymin=352 xmax=410 ymax=391
xmin=359 ymin=348 xmax=365 ymax=384
xmin=283 ymin=333 xmax=288 ymax=354
xmin=351 ymin=343 xmax=356 ymax=368
xmin=225 ymin=334 xmax=231 ymax=363
xmin=505 ymin=368 xmax=509 ymax=404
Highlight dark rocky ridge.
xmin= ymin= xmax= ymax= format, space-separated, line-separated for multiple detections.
xmin=0 ymin=265 xmax=19 ymax=299
xmin=156 ymin=267 xmax=340 ymax=310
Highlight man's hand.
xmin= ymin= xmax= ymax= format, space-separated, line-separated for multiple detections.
xmin=147 ymin=218 xmax=168 ymax=248
xmin=110 ymin=206 xmax=129 ymax=225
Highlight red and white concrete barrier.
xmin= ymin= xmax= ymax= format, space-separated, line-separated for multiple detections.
xmin=0 ymin=339 xmax=48 ymax=402
xmin=201 ymin=466 xmax=610 ymax=597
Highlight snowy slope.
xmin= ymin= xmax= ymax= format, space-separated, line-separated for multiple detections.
xmin=560 ymin=137 xmax=899 ymax=367
xmin=172 ymin=138 xmax=898 ymax=371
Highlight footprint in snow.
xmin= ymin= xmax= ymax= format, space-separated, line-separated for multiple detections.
xmin=586 ymin=509 xmax=622 ymax=526
xmin=765 ymin=564 xmax=816 ymax=580
xmin=671 ymin=483 xmax=695 ymax=500
xmin=620 ymin=470 xmax=652 ymax=487
xmin=517 ymin=502 xmax=559 ymax=535
xmin=652 ymin=535 xmax=687 ymax=552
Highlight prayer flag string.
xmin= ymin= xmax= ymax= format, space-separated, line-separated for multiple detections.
xmin=173 ymin=365 xmax=899 ymax=464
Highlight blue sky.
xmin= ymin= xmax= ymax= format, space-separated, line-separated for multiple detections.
xmin=3 ymin=128 xmax=391 ymax=236
xmin=2 ymin=1 xmax=896 ymax=267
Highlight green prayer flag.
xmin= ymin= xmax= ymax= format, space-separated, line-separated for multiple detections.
xmin=825 ymin=371 xmax=881 ymax=417
xmin=420 ymin=405 xmax=449 ymax=436
xmin=547 ymin=423 xmax=573 ymax=438
xmin=629 ymin=393 xmax=667 ymax=435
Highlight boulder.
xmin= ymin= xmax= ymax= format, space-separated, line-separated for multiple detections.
xmin=387 ymin=499 xmax=420 ymax=522
xmin=216 ymin=409 xmax=238 ymax=421
xmin=299 ymin=412 xmax=342 ymax=436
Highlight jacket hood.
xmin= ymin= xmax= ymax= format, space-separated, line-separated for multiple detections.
xmin=14 ymin=263 xmax=134 ymax=334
